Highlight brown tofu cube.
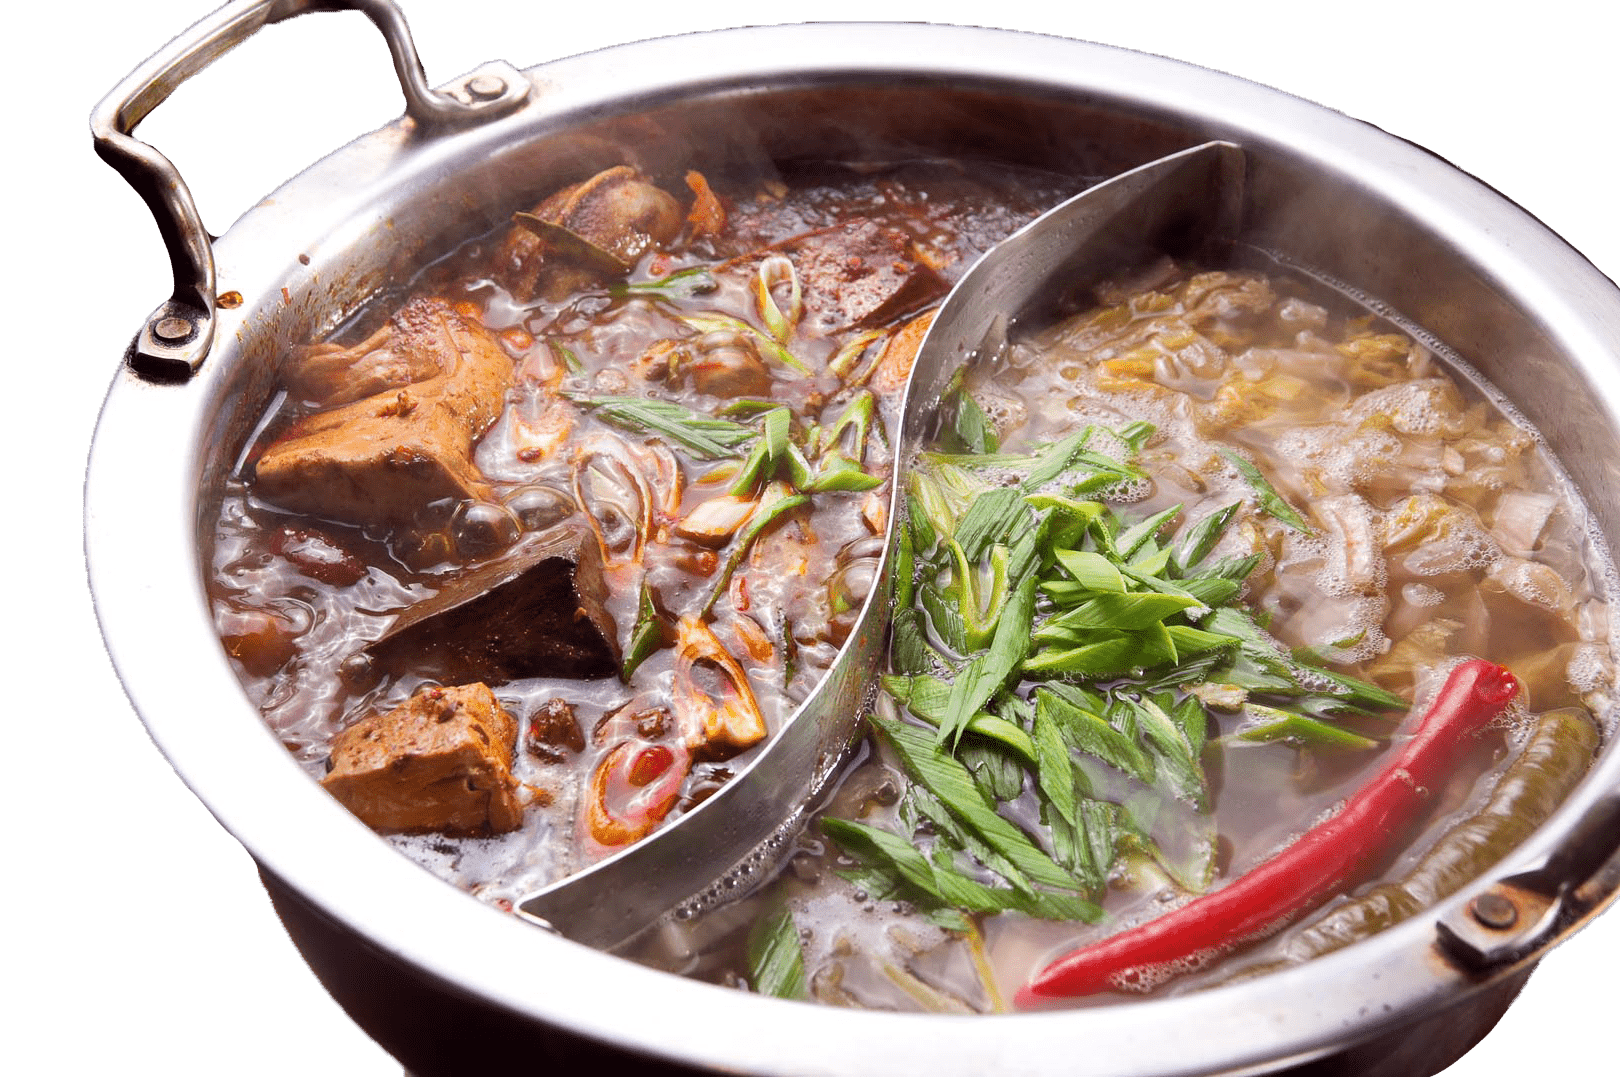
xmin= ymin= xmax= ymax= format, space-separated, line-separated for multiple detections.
xmin=253 ymin=298 xmax=513 ymax=526
xmin=321 ymin=683 xmax=524 ymax=835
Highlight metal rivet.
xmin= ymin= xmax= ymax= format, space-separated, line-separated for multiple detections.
xmin=466 ymin=75 xmax=507 ymax=101
xmin=1470 ymin=892 xmax=1519 ymax=930
xmin=152 ymin=316 xmax=194 ymax=344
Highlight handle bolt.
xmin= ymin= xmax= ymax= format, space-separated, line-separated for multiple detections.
xmin=466 ymin=74 xmax=508 ymax=101
xmin=152 ymin=316 xmax=195 ymax=345
xmin=1470 ymin=892 xmax=1519 ymax=930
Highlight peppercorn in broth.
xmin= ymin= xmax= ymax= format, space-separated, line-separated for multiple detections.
xmin=626 ymin=260 xmax=1618 ymax=1010
xmin=207 ymin=160 xmax=1080 ymax=904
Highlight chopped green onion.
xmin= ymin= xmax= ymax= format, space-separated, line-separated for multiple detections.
xmin=568 ymin=393 xmax=753 ymax=459
xmin=1221 ymin=449 xmax=1314 ymax=534
xmin=683 ymin=312 xmax=813 ymax=374
xmin=610 ymin=264 xmax=718 ymax=300
xmin=746 ymin=905 xmax=808 ymax=999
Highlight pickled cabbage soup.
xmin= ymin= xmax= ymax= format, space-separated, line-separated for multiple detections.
xmin=628 ymin=260 xmax=1618 ymax=1011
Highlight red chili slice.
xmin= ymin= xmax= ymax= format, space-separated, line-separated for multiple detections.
xmin=585 ymin=739 xmax=691 ymax=849
xmin=1016 ymin=659 xmax=1519 ymax=1004
xmin=628 ymin=744 xmax=676 ymax=787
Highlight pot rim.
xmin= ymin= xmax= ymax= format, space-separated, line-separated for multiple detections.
xmin=87 ymin=21 xmax=1620 ymax=1076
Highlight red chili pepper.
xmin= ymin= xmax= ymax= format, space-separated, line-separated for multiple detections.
xmin=585 ymin=739 xmax=691 ymax=850
xmin=1016 ymin=659 xmax=1519 ymax=1004
xmin=627 ymin=744 xmax=676 ymax=787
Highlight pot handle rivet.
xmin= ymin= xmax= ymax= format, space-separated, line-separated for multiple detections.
xmin=1469 ymin=892 xmax=1519 ymax=931
xmin=467 ymin=74 xmax=509 ymax=101
xmin=91 ymin=0 xmax=532 ymax=381
xmin=150 ymin=316 xmax=196 ymax=347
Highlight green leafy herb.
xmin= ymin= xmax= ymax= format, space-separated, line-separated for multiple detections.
xmin=610 ymin=265 xmax=718 ymax=300
xmin=823 ymin=817 xmax=1100 ymax=922
xmin=1115 ymin=421 xmax=1157 ymax=453
xmin=1035 ymin=688 xmax=1154 ymax=785
xmin=951 ymin=541 xmax=1010 ymax=651
xmin=551 ymin=341 xmax=586 ymax=377
xmin=1232 ymin=706 xmax=1381 ymax=751
xmin=877 ymin=717 xmax=1077 ymax=892
xmin=717 ymin=398 xmax=788 ymax=418
xmin=936 ymin=575 xmax=1037 ymax=748
xmin=620 ymin=583 xmax=663 ymax=681
xmin=815 ymin=418 xmax=1410 ymax=947
xmin=1174 ymin=502 xmax=1242 ymax=573
xmin=682 ymin=312 xmax=812 ymax=374
xmin=1220 ymin=449 xmax=1313 ymax=534
xmin=889 ymin=609 xmax=935 ymax=676
xmin=754 ymin=254 xmax=803 ymax=343
xmin=699 ymin=484 xmax=809 ymax=617
xmin=1116 ymin=504 xmax=1181 ymax=559
xmin=569 ymin=394 xmax=753 ymax=459
xmin=1051 ymin=548 xmax=1127 ymax=594
xmin=950 ymin=389 xmax=1000 ymax=455
xmin=804 ymin=453 xmax=884 ymax=493
xmin=953 ymin=489 xmax=1033 ymax=563
xmin=827 ymin=328 xmax=887 ymax=381
xmin=822 ymin=391 xmax=879 ymax=461
xmin=884 ymin=674 xmax=1038 ymax=765
xmin=746 ymin=905 xmax=808 ymax=999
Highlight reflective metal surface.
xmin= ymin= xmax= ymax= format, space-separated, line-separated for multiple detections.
xmin=87 ymin=16 xmax=1620 ymax=1077
xmin=900 ymin=140 xmax=1247 ymax=438
xmin=90 ymin=0 xmax=527 ymax=378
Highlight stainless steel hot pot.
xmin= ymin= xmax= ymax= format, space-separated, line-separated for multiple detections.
xmin=87 ymin=2 xmax=1620 ymax=1073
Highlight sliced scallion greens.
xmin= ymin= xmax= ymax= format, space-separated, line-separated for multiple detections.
xmin=609 ymin=264 xmax=718 ymax=300
xmin=567 ymin=393 xmax=754 ymax=459
xmin=746 ymin=904 xmax=808 ymax=999
xmin=818 ymin=408 xmax=1408 ymax=939
xmin=1220 ymin=448 xmax=1314 ymax=534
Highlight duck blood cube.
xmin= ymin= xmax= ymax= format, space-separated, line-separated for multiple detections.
xmin=363 ymin=523 xmax=619 ymax=684
xmin=321 ymin=683 xmax=524 ymax=835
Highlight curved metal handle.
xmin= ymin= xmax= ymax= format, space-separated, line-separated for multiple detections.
xmin=90 ymin=0 xmax=530 ymax=380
